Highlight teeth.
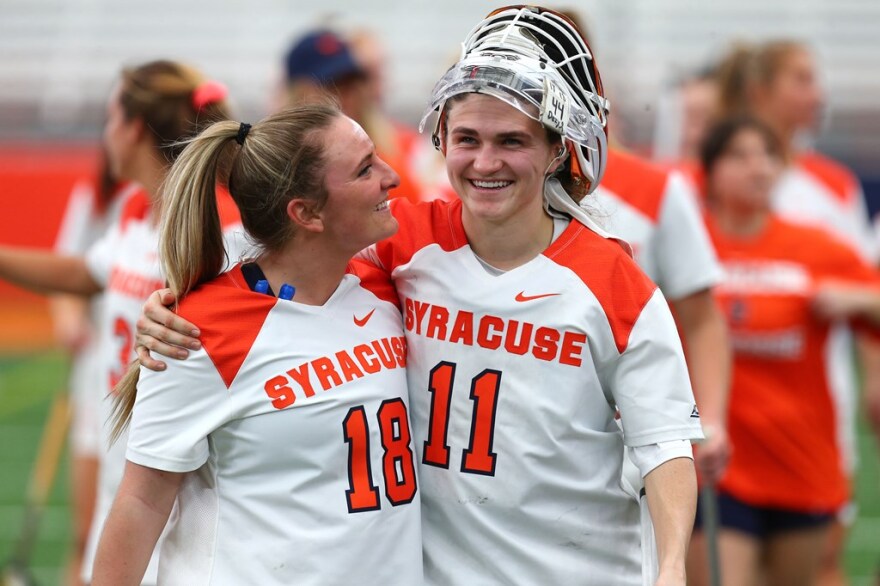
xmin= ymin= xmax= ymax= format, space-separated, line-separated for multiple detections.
xmin=472 ymin=180 xmax=512 ymax=189
xmin=374 ymin=200 xmax=389 ymax=211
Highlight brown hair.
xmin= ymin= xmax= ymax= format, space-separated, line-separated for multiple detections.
xmin=700 ymin=115 xmax=782 ymax=204
xmin=118 ymin=60 xmax=230 ymax=165
xmin=111 ymin=103 xmax=341 ymax=439
xmin=715 ymin=40 xmax=806 ymax=120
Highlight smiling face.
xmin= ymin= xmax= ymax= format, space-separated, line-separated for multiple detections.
xmin=317 ymin=115 xmax=400 ymax=254
xmin=443 ymin=93 xmax=560 ymax=228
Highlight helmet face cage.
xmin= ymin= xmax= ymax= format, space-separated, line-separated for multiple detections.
xmin=424 ymin=5 xmax=610 ymax=193
xmin=469 ymin=6 xmax=608 ymax=127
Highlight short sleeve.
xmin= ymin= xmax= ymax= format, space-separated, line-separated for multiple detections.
xmin=126 ymin=349 xmax=232 ymax=473
xmin=817 ymin=233 xmax=880 ymax=287
xmin=608 ymin=289 xmax=705 ymax=447
xmin=653 ymin=173 xmax=722 ymax=300
xmin=815 ymin=233 xmax=880 ymax=338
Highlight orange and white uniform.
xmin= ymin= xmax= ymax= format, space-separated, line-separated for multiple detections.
xmin=126 ymin=263 xmax=422 ymax=585
xmin=707 ymin=215 xmax=880 ymax=512
xmin=54 ymin=180 xmax=139 ymax=456
xmin=80 ymin=190 xmax=248 ymax=585
xmin=774 ymin=152 xmax=875 ymax=262
xmin=594 ymin=149 xmax=721 ymax=301
xmin=367 ymin=198 xmax=703 ymax=586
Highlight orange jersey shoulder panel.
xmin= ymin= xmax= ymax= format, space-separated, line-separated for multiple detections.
xmin=348 ymin=258 xmax=400 ymax=310
xmin=376 ymin=198 xmax=468 ymax=272
xmin=176 ymin=266 xmax=276 ymax=388
xmin=119 ymin=188 xmax=151 ymax=232
xmin=796 ymin=152 xmax=859 ymax=205
xmin=547 ymin=222 xmax=658 ymax=353
xmin=601 ymin=149 xmax=670 ymax=222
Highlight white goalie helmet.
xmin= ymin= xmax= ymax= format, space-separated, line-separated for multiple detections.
xmin=419 ymin=5 xmax=611 ymax=194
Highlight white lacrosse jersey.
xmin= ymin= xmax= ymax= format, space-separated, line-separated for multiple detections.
xmin=81 ymin=190 xmax=249 ymax=585
xmin=594 ymin=149 xmax=722 ymax=301
xmin=126 ymin=263 xmax=422 ymax=585
xmin=368 ymin=199 xmax=703 ymax=586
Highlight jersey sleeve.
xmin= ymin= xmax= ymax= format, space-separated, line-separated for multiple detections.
xmin=653 ymin=173 xmax=722 ymax=300
xmin=815 ymin=233 xmax=880 ymax=337
xmin=126 ymin=349 xmax=232 ymax=473
xmin=816 ymin=232 xmax=880 ymax=288
xmin=607 ymin=288 xmax=705 ymax=447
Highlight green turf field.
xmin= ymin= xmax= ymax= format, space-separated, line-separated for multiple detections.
xmin=0 ymin=351 xmax=878 ymax=584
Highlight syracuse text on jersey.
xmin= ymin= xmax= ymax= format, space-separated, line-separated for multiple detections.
xmin=403 ymin=296 xmax=587 ymax=367
xmin=263 ymin=336 xmax=407 ymax=408
xmin=717 ymin=259 xmax=810 ymax=359
xmin=107 ymin=266 xmax=165 ymax=301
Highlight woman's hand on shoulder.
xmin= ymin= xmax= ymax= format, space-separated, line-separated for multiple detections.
xmin=135 ymin=288 xmax=201 ymax=371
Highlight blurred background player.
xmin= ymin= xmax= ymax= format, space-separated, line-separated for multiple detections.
xmin=690 ymin=114 xmax=880 ymax=586
xmin=716 ymin=40 xmax=880 ymax=585
xmin=93 ymin=104 xmax=422 ymax=586
xmin=0 ymin=60 xmax=247 ymax=585
xmin=50 ymin=150 xmax=138 ymax=585
xmin=273 ymin=28 xmax=452 ymax=204
xmin=651 ymin=65 xmax=721 ymax=195
xmin=559 ymin=7 xmax=732 ymax=490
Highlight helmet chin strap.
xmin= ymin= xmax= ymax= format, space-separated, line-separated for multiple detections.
xmin=542 ymin=177 xmax=633 ymax=257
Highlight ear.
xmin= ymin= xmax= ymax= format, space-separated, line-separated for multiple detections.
xmin=547 ymin=141 xmax=569 ymax=175
xmin=127 ymin=116 xmax=147 ymax=144
xmin=287 ymin=198 xmax=324 ymax=233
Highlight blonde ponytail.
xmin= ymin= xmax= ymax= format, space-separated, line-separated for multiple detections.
xmin=112 ymin=121 xmax=240 ymax=440
xmin=111 ymin=104 xmax=342 ymax=439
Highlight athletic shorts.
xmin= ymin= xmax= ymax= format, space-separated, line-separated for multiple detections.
xmin=694 ymin=489 xmax=834 ymax=538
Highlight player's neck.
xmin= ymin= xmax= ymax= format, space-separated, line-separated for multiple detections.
xmin=129 ymin=152 xmax=166 ymax=221
xmin=711 ymin=203 xmax=770 ymax=238
xmin=462 ymin=206 xmax=554 ymax=271
xmin=257 ymin=243 xmax=350 ymax=306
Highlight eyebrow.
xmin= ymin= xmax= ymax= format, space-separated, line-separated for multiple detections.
xmin=449 ymin=126 xmax=531 ymax=141
xmin=354 ymin=151 xmax=373 ymax=175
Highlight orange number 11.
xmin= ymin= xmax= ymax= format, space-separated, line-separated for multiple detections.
xmin=422 ymin=361 xmax=502 ymax=476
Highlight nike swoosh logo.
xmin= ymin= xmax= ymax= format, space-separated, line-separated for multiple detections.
xmin=353 ymin=309 xmax=376 ymax=327
xmin=515 ymin=291 xmax=560 ymax=302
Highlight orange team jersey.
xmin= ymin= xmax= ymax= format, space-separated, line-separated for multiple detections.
xmin=706 ymin=214 xmax=880 ymax=512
